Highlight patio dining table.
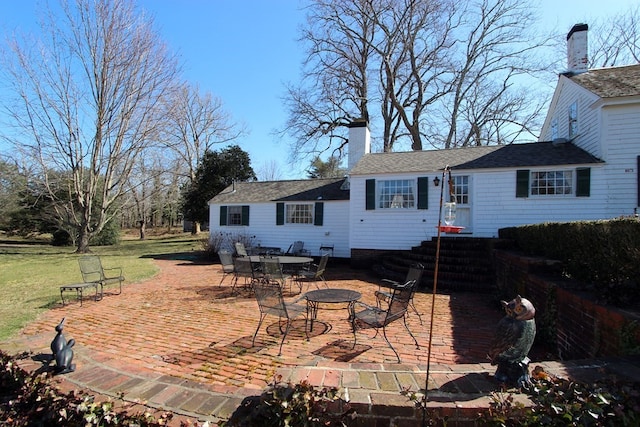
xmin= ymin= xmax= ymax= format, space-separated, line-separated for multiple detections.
xmin=247 ymin=255 xmax=313 ymax=266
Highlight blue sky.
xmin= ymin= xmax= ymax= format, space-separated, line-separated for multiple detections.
xmin=0 ymin=0 xmax=636 ymax=180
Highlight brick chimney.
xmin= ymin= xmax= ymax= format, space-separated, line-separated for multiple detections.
xmin=567 ymin=23 xmax=588 ymax=75
xmin=348 ymin=119 xmax=370 ymax=171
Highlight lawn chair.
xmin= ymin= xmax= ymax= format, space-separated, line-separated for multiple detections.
xmin=251 ymin=280 xmax=307 ymax=355
xmin=260 ymin=256 xmax=293 ymax=293
xmin=286 ymin=240 xmax=308 ymax=256
xmin=296 ymin=253 xmax=329 ymax=290
xmin=376 ymin=263 xmax=424 ymax=324
xmin=232 ymin=256 xmax=256 ymax=294
xmin=78 ymin=255 xmax=125 ymax=298
xmin=352 ymin=280 xmax=419 ymax=363
xmin=217 ymin=250 xmax=235 ymax=286
xmin=234 ymin=242 xmax=249 ymax=257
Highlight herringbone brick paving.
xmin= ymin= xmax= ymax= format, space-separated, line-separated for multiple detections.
xmin=3 ymin=257 xmax=639 ymax=425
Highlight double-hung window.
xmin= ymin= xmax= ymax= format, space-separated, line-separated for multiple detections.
xmin=286 ymin=203 xmax=314 ymax=224
xmin=219 ymin=205 xmax=250 ymax=226
xmin=378 ymin=179 xmax=415 ymax=209
xmin=531 ymin=170 xmax=573 ymax=195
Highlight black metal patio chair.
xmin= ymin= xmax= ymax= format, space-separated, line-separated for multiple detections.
xmin=352 ymin=279 xmax=419 ymax=362
xmin=251 ymin=280 xmax=307 ymax=355
xmin=376 ymin=263 xmax=424 ymax=324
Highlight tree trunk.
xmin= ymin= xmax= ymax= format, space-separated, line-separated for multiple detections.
xmin=76 ymin=227 xmax=91 ymax=253
xmin=192 ymin=221 xmax=201 ymax=235
xmin=139 ymin=220 xmax=146 ymax=240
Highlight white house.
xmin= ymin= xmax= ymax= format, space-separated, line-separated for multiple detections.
xmin=209 ymin=24 xmax=639 ymax=264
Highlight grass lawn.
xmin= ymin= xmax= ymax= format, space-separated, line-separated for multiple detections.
xmin=0 ymin=231 xmax=207 ymax=341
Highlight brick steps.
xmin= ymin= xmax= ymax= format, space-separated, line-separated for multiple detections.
xmin=374 ymin=237 xmax=504 ymax=292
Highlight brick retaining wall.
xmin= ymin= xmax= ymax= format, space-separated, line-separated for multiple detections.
xmin=494 ymin=250 xmax=640 ymax=359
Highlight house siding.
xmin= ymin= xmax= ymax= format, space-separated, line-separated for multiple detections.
xmin=540 ymin=77 xmax=600 ymax=156
xmin=349 ymin=173 xmax=442 ymax=250
xmin=471 ymin=167 xmax=609 ymax=237
xmin=209 ymin=200 xmax=350 ymax=257
xmin=602 ymin=104 xmax=640 ymax=213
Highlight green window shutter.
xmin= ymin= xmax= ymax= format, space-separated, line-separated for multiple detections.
xmin=276 ymin=202 xmax=284 ymax=225
xmin=219 ymin=206 xmax=227 ymax=226
xmin=365 ymin=179 xmax=376 ymax=210
xmin=241 ymin=205 xmax=250 ymax=225
xmin=576 ymin=167 xmax=591 ymax=197
xmin=314 ymin=202 xmax=324 ymax=226
xmin=417 ymin=177 xmax=429 ymax=209
xmin=516 ymin=170 xmax=529 ymax=198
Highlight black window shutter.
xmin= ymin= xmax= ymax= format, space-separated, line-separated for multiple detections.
xmin=276 ymin=202 xmax=284 ymax=225
xmin=365 ymin=179 xmax=375 ymax=210
xmin=576 ymin=167 xmax=591 ymax=197
xmin=314 ymin=202 xmax=324 ymax=226
xmin=516 ymin=170 xmax=530 ymax=198
xmin=241 ymin=205 xmax=250 ymax=225
xmin=219 ymin=206 xmax=227 ymax=226
xmin=417 ymin=177 xmax=429 ymax=209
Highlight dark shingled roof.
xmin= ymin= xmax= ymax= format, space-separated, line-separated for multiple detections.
xmin=569 ymin=64 xmax=640 ymax=98
xmin=349 ymin=142 xmax=603 ymax=175
xmin=209 ymin=178 xmax=349 ymax=204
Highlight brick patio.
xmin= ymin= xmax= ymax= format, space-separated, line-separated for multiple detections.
xmin=3 ymin=256 xmax=639 ymax=425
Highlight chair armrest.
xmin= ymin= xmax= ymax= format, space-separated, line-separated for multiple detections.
xmin=103 ymin=267 xmax=123 ymax=276
xmin=381 ymin=278 xmax=400 ymax=286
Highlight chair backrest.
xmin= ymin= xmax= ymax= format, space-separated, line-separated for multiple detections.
xmin=315 ymin=253 xmax=329 ymax=277
xmin=78 ymin=255 xmax=104 ymax=282
xmin=235 ymin=242 xmax=248 ymax=257
xmin=234 ymin=257 xmax=254 ymax=278
xmin=405 ymin=263 xmax=424 ymax=287
xmin=385 ymin=280 xmax=417 ymax=325
xmin=291 ymin=241 xmax=304 ymax=255
xmin=218 ymin=250 xmax=234 ymax=268
xmin=260 ymin=256 xmax=285 ymax=281
xmin=252 ymin=281 xmax=289 ymax=318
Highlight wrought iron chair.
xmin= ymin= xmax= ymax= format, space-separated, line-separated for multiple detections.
xmin=260 ymin=256 xmax=293 ymax=293
xmin=376 ymin=263 xmax=424 ymax=324
xmin=78 ymin=255 xmax=125 ymax=298
xmin=217 ymin=250 xmax=235 ymax=286
xmin=232 ymin=256 xmax=255 ymax=294
xmin=234 ymin=242 xmax=249 ymax=257
xmin=286 ymin=240 xmax=309 ymax=256
xmin=251 ymin=280 xmax=307 ymax=355
xmin=352 ymin=280 xmax=419 ymax=362
xmin=296 ymin=253 xmax=329 ymax=290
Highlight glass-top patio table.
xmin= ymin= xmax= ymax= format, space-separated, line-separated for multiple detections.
xmin=304 ymin=288 xmax=361 ymax=332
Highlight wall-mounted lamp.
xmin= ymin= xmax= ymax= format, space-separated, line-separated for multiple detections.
xmin=433 ymin=176 xmax=440 ymax=187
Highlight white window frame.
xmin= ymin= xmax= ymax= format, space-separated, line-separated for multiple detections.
xmin=377 ymin=179 xmax=415 ymax=209
xmin=531 ymin=170 xmax=573 ymax=196
xmin=227 ymin=206 xmax=243 ymax=226
xmin=286 ymin=203 xmax=314 ymax=224
xmin=451 ymin=175 xmax=469 ymax=205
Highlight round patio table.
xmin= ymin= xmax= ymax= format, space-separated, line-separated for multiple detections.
xmin=304 ymin=288 xmax=361 ymax=332
xmin=248 ymin=255 xmax=313 ymax=265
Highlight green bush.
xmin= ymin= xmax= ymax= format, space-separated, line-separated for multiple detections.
xmin=499 ymin=218 xmax=640 ymax=307
xmin=90 ymin=220 xmax=121 ymax=246
xmin=480 ymin=367 xmax=640 ymax=426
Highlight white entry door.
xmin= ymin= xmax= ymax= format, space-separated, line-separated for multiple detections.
xmin=451 ymin=175 xmax=471 ymax=232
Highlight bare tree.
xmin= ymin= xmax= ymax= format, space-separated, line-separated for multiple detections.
xmin=438 ymin=0 xmax=549 ymax=148
xmin=1 ymin=0 xmax=179 ymax=252
xmin=283 ymin=0 xmax=552 ymax=158
xmin=163 ymin=82 xmax=244 ymax=234
xmin=588 ymin=5 xmax=640 ymax=67
xmin=280 ymin=0 xmax=377 ymax=163
xmin=256 ymin=160 xmax=284 ymax=181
